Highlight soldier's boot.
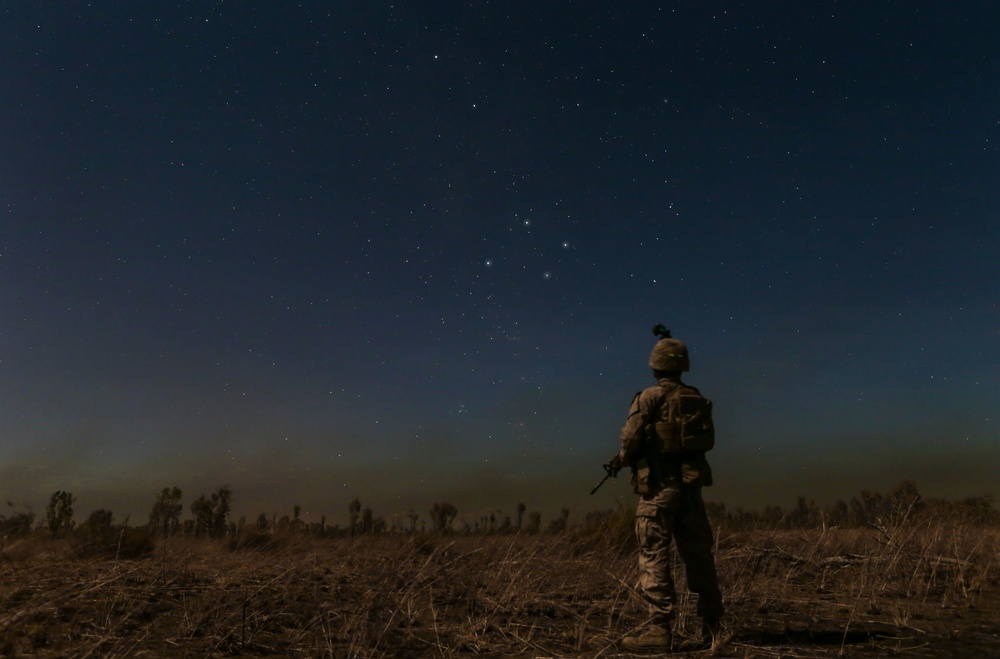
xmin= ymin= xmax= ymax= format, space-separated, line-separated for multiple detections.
xmin=675 ymin=617 xmax=721 ymax=652
xmin=622 ymin=623 xmax=672 ymax=653
xmin=702 ymin=616 xmax=721 ymax=643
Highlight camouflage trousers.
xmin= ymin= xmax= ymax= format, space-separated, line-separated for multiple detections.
xmin=635 ymin=484 xmax=724 ymax=622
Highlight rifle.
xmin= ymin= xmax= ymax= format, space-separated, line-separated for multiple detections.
xmin=590 ymin=462 xmax=620 ymax=495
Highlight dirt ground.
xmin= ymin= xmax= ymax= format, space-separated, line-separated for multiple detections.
xmin=1 ymin=520 xmax=998 ymax=657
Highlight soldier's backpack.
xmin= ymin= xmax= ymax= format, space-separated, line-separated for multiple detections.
xmin=651 ymin=383 xmax=715 ymax=454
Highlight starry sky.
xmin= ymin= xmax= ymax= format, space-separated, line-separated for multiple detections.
xmin=2 ymin=3 xmax=997 ymax=527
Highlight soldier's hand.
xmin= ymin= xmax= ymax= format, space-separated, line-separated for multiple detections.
xmin=604 ymin=455 xmax=624 ymax=477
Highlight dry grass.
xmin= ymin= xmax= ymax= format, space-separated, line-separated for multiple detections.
xmin=1 ymin=513 xmax=998 ymax=657
xmin=716 ymin=517 xmax=1000 ymax=657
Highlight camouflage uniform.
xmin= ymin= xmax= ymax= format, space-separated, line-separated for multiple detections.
xmin=613 ymin=333 xmax=724 ymax=639
xmin=618 ymin=377 xmax=724 ymax=625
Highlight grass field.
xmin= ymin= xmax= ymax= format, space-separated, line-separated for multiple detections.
xmin=1 ymin=504 xmax=998 ymax=657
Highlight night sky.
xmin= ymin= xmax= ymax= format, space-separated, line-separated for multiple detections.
xmin=2 ymin=3 xmax=997 ymax=528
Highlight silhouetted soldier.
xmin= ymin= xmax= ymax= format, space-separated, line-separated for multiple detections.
xmin=606 ymin=325 xmax=724 ymax=652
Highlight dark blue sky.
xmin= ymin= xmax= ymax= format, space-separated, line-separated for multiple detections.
xmin=2 ymin=2 xmax=997 ymax=526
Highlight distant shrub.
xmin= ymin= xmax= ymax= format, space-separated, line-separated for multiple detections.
xmin=71 ymin=509 xmax=121 ymax=558
xmin=148 ymin=486 xmax=184 ymax=537
xmin=0 ymin=512 xmax=35 ymax=538
xmin=46 ymin=490 xmax=76 ymax=539
xmin=74 ymin=524 xmax=154 ymax=560
xmin=81 ymin=509 xmax=115 ymax=534
xmin=116 ymin=527 xmax=155 ymax=559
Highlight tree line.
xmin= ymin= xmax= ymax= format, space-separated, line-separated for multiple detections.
xmin=2 ymin=481 xmax=996 ymax=543
xmin=0 ymin=487 xmax=566 ymax=541
xmin=704 ymin=480 xmax=998 ymax=530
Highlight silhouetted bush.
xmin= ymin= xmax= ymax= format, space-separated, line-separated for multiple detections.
xmin=71 ymin=509 xmax=119 ymax=558
xmin=0 ymin=512 xmax=35 ymax=538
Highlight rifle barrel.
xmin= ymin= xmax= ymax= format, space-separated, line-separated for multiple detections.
xmin=590 ymin=473 xmax=611 ymax=495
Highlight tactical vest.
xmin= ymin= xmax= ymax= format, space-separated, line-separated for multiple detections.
xmin=648 ymin=382 xmax=715 ymax=455
xmin=631 ymin=382 xmax=716 ymax=494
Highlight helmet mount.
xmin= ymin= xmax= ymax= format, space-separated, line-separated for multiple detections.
xmin=652 ymin=324 xmax=671 ymax=339
xmin=648 ymin=322 xmax=690 ymax=373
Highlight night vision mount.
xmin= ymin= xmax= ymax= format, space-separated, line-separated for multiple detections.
xmin=652 ymin=323 xmax=672 ymax=339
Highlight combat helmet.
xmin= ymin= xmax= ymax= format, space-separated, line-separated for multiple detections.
xmin=648 ymin=324 xmax=690 ymax=373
